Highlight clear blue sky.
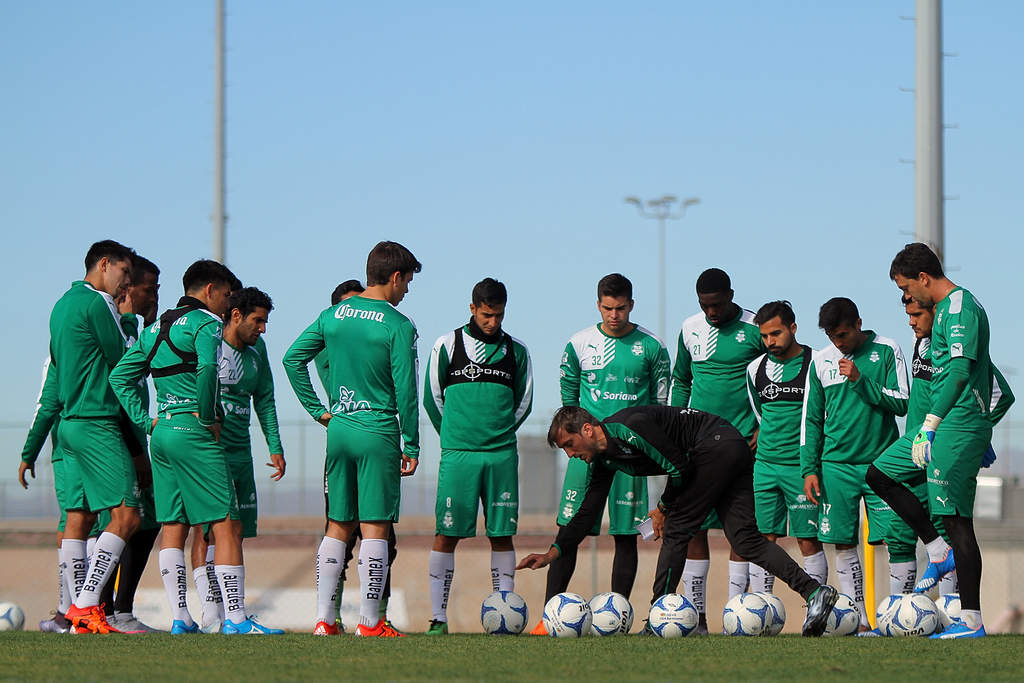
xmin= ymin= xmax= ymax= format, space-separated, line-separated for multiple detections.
xmin=2 ymin=2 xmax=1020 ymax=452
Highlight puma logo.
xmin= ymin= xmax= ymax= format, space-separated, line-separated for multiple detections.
xmin=935 ymin=496 xmax=949 ymax=508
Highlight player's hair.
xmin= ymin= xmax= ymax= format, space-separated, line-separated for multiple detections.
xmin=365 ymin=241 xmax=422 ymax=286
xmin=901 ymin=293 xmax=914 ymax=306
xmin=130 ymin=255 xmax=159 ymax=284
xmin=331 ymin=279 xmax=365 ymax=305
xmin=84 ymin=240 xmax=134 ymax=271
xmin=754 ymin=300 xmax=795 ymax=327
xmin=546 ymin=406 xmax=601 ymax=447
xmin=695 ymin=267 xmax=731 ymax=294
xmin=182 ymin=259 xmax=240 ymax=295
xmin=818 ymin=297 xmax=860 ymax=332
xmin=597 ymin=273 xmax=632 ymax=300
xmin=228 ymin=287 xmax=273 ymax=318
xmin=889 ymin=243 xmax=944 ymax=280
xmin=472 ymin=277 xmax=508 ymax=307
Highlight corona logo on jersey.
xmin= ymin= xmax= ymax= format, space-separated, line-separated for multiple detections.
xmin=334 ymin=303 xmax=385 ymax=323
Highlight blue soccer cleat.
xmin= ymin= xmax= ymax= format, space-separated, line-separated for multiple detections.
xmin=914 ymin=549 xmax=956 ymax=593
xmin=222 ymin=616 xmax=284 ymax=635
xmin=930 ymin=622 xmax=985 ymax=639
xmin=170 ymin=619 xmax=199 ymax=634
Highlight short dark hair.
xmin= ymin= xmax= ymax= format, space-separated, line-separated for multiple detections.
xmin=228 ymin=287 xmax=273 ymax=318
xmin=818 ymin=297 xmax=860 ymax=331
xmin=754 ymin=300 xmax=795 ymax=327
xmin=365 ymin=241 xmax=422 ymax=287
xmin=85 ymin=240 xmax=134 ymax=271
xmin=182 ymin=259 xmax=240 ymax=294
xmin=901 ymin=293 xmax=914 ymax=306
xmin=889 ymin=243 xmax=944 ymax=280
xmin=472 ymin=277 xmax=508 ymax=307
xmin=331 ymin=279 xmax=365 ymax=306
xmin=546 ymin=406 xmax=600 ymax=448
xmin=696 ymin=268 xmax=731 ymax=294
xmin=597 ymin=273 xmax=632 ymax=300
xmin=131 ymin=255 xmax=159 ymax=284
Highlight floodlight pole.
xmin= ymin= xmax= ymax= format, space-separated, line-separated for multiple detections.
xmin=213 ymin=0 xmax=227 ymax=264
xmin=914 ymin=0 xmax=943 ymax=265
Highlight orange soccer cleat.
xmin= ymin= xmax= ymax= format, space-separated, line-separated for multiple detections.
xmin=355 ymin=618 xmax=405 ymax=637
xmin=313 ymin=620 xmax=341 ymax=636
xmin=65 ymin=605 xmax=123 ymax=634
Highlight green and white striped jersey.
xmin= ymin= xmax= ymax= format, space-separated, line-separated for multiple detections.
xmin=219 ymin=336 xmax=283 ymax=461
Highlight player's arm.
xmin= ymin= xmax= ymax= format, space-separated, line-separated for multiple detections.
xmin=847 ymin=345 xmax=909 ymax=416
xmin=19 ymin=359 xmax=62 ymax=485
xmin=559 ymin=341 xmax=581 ymax=407
xmin=423 ymin=335 xmax=450 ymax=435
xmin=88 ymin=295 xmax=128 ymax=367
xmin=745 ymin=361 xmax=762 ymax=424
xmin=253 ymin=347 xmax=286 ymax=479
xmin=194 ymin=320 xmax=222 ymax=428
xmin=281 ymin=315 xmax=330 ymax=423
xmin=313 ymin=351 xmax=330 ymax=397
xmin=799 ymin=359 xmax=825 ymax=502
xmin=669 ymin=331 xmax=693 ymax=407
xmin=511 ymin=340 xmax=533 ymax=431
xmin=392 ymin=319 xmax=420 ymax=465
xmin=108 ymin=338 xmax=154 ymax=435
xmin=650 ymin=341 xmax=672 ymax=406
xmin=988 ymin=363 xmax=1015 ymax=425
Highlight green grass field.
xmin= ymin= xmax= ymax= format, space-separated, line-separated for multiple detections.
xmin=2 ymin=632 xmax=1023 ymax=681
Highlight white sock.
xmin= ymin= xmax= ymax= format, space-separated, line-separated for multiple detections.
xmin=203 ymin=545 xmax=223 ymax=623
xmin=57 ymin=553 xmax=72 ymax=613
xmin=316 ymin=536 xmax=346 ymax=623
xmin=960 ymin=608 xmax=982 ymax=630
xmin=682 ymin=559 xmax=710 ymax=614
xmin=924 ymin=536 xmax=952 ymax=563
xmin=75 ymin=532 xmax=125 ymax=609
xmin=215 ymin=565 xmax=247 ymax=624
xmin=358 ymin=539 xmax=389 ymax=627
xmin=60 ymin=539 xmax=88 ymax=600
xmin=429 ymin=551 xmax=455 ymax=622
xmin=728 ymin=560 xmax=749 ymax=599
xmin=835 ymin=548 xmax=867 ymax=627
xmin=890 ymin=560 xmax=917 ymax=594
xmin=491 ymin=550 xmax=516 ymax=592
xmin=86 ymin=536 xmax=97 ymax=562
xmin=803 ymin=551 xmax=828 ymax=585
xmin=748 ymin=563 xmax=775 ymax=594
xmin=159 ymin=548 xmax=193 ymax=625
xmin=938 ymin=570 xmax=958 ymax=596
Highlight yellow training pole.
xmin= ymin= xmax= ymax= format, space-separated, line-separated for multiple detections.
xmin=862 ymin=503 xmax=876 ymax=628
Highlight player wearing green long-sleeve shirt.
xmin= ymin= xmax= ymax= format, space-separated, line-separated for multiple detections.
xmin=283 ymin=241 xmax=421 ymax=638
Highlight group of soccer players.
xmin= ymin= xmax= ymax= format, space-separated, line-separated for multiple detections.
xmin=20 ymin=238 xmax=1009 ymax=639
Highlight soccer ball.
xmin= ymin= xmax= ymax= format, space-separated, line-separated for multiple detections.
xmin=647 ymin=593 xmax=698 ymax=638
xmin=0 ymin=602 xmax=25 ymax=631
xmin=480 ymin=590 xmax=529 ymax=635
xmin=755 ymin=592 xmax=786 ymax=636
xmin=888 ymin=594 xmax=939 ymax=637
xmin=823 ymin=593 xmax=860 ymax=636
xmin=875 ymin=594 xmax=903 ymax=636
xmin=722 ymin=592 xmax=770 ymax=636
xmin=542 ymin=592 xmax=592 ymax=638
xmin=935 ymin=593 xmax=961 ymax=631
xmin=588 ymin=592 xmax=633 ymax=636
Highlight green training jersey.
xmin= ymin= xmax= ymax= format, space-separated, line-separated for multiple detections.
xmin=560 ymin=323 xmax=670 ymax=419
xmin=800 ymin=332 xmax=908 ymax=477
xmin=48 ymin=280 xmax=130 ymax=419
xmin=670 ymin=307 xmax=763 ymax=437
xmin=930 ymin=287 xmax=993 ymax=432
xmin=745 ymin=346 xmax=812 ymax=465
xmin=219 ymin=336 xmax=284 ymax=460
xmin=424 ymin=325 xmax=533 ymax=451
xmin=282 ymin=295 xmax=420 ymax=458
xmin=22 ymin=358 xmax=62 ymax=465
xmin=119 ymin=312 xmax=151 ymax=454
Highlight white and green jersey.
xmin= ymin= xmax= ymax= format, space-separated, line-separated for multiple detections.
xmin=930 ymin=287 xmax=993 ymax=432
xmin=424 ymin=324 xmax=533 ymax=452
xmin=560 ymin=324 xmax=670 ymax=419
xmin=219 ymin=336 xmax=284 ymax=462
xmin=282 ymin=295 xmax=420 ymax=458
xmin=746 ymin=345 xmax=812 ymax=465
xmin=799 ymin=332 xmax=908 ymax=477
xmin=670 ymin=308 xmax=763 ymax=437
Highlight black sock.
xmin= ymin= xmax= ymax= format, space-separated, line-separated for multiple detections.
xmin=544 ymin=545 xmax=578 ymax=603
xmin=113 ymin=527 xmax=159 ymax=614
xmin=611 ymin=535 xmax=638 ymax=599
xmin=383 ymin=528 xmax=398 ymax=604
xmin=865 ymin=464 xmax=940 ymax=543
xmin=99 ymin=563 xmax=116 ymax=615
xmin=943 ymin=514 xmax=982 ymax=611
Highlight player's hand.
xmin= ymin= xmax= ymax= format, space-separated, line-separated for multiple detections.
xmin=400 ymin=454 xmax=418 ymax=477
xmin=204 ymin=422 xmax=222 ymax=442
xmin=117 ymin=288 xmax=134 ymax=315
xmin=747 ymin=428 xmax=759 ymax=454
xmin=803 ymin=474 xmax=821 ymax=505
xmin=981 ymin=444 xmax=997 ymax=469
xmin=648 ymin=507 xmax=666 ymax=540
xmin=132 ymin=455 xmax=152 ymax=489
xmin=17 ymin=462 xmax=33 ymax=489
xmin=317 ymin=412 xmax=332 ymax=428
xmin=516 ymin=547 xmax=559 ymax=571
xmin=912 ymin=414 xmax=941 ymax=469
xmin=267 ymin=453 xmax=286 ymax=480
xmin=838 ymin=358 xmax=860 ymax=382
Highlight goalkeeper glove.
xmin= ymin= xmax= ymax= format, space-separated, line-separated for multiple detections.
xmin=911 ymin=414 xmax=941 ymax=469
xmin=981 ymin=444 xmax=997 ymax=468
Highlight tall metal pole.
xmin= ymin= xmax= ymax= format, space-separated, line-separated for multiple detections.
xmin=914 ymin=0 xmax=943 ymax=265
xmin=213 ymin=0 xmax=227 ymax=264
xmin=658 ymin=215 xmax=666 ymax=341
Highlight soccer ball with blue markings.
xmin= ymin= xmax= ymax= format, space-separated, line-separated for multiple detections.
xmin=543 ymin=592 xmax=592 ymax=638
xmin=588 ymin=592 xmax=633 ymax=636
xmin=935 ymin=593 xmax=961 ymax=631
xmin=754 ymin=592 xmax=786 ymax=636
xmin=480 ymin=591 xmax=529 ymax=635
xmin=823 ymin=593 xmax=860 ymax=636
xmin=888 ymin=594 xmax=939 ymax=637
xmin=875 ymin=594 xmax=904 ymax=636
xmin=0 ymin=602 xmax=25 ymax=631
xmin=647 ymin=593 xmax=698 ymax=638
xmin=722 ymin=592 xmax=770 ymax=636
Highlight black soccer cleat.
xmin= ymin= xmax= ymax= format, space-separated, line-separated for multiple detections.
xmin=801 ymin=585 xmax=838 ymax=637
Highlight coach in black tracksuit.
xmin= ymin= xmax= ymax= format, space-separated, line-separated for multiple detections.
xmin=516 ymin=405 xmax=837 ymax=636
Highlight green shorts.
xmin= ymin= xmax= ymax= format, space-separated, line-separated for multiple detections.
xmin=227 ymin=456 xmax=258 ymax=539
xmin=58 ymin=418 xmax=139 ymax=512
xmin=150 ymin=413 xmax=238 ymax=526
xmin=325 ymin=416 xmax=401 ymax=523
xmin=817 ymin=461 xmax=915 ymax=552
xmin=556 ymin=458 xmax=647 ymax=536
xmin=753 ymin=460 xmax=819 ymax=539
xmin=134 ymin=483 xmax=160 ymax=532
xmin=927 ymin=428 xmax=991 ymax=519
xmin=435 ymin=447 xmax=518 ymax=538
xmin=53 ymin=456 xmax=70 ymax=533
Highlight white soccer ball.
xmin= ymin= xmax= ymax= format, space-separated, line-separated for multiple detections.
xmin=935 ymin=593 xmax=961 ymax=631
xmin=480 ymin=590 xmax=529 ymax=635
xmin=722 ymin=592 xmax=770 ymax=636
xmin=888 ymin=594 xmax=939 ymax=637
xmin=543 ymin=592 xmax=592 ymax=638
xmin=0 ymin=602 xmax=25 ymax=631
xmin=588 ymin=592 xmax=633 ymax=636
xmin=753 ymin=592 xmax=786 ymax=636
xmin=823 ymin=593 xmax=860 ymax=636
xmin=648 ymin=593 xmax=698 ymax=638
xmin=875 ymin=594 xmax=903 ymax=636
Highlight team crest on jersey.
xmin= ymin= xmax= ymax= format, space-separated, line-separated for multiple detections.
xmin=631 ymin=341 xmax=643 ymax=356
xmin=626 ymin=491 xmax=634 ymax=500
xmin=870 ymin=351 xmax=880 ymax=363
xmin=735 ymin=331 xmax=746 ymax=343
xmin=819 ymin=517 xmax=831 ymax=535
xmin=587 ymin=372 xmax=597 ymax=383
xmin=442 ymin=511 xmax=454 ymax=529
